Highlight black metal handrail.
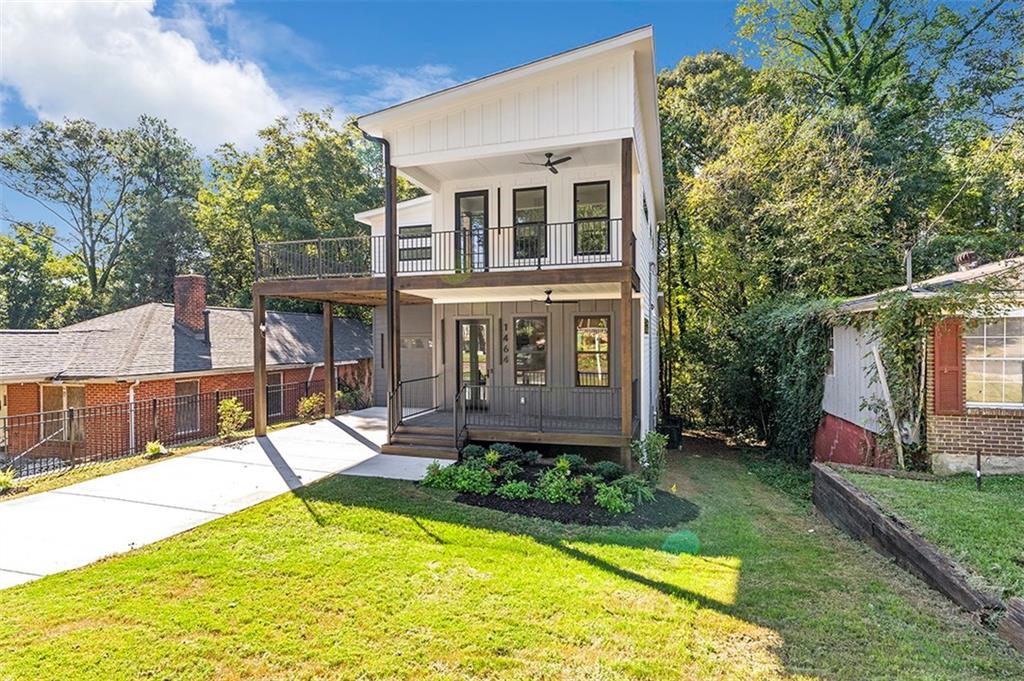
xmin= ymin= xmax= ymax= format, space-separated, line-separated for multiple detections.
xmin=459 ymin=383 xmax=621 ymax=434
xmin=397 ymin=373 xmax=441 ymax=421
xmin=255 ymin=218 xmax=624 ymax=280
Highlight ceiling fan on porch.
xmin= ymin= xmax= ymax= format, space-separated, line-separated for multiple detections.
xmin=520 ymin=152 xmax=572 ymax=174
xmin=534 ymin=289 xmax=579 ymax=306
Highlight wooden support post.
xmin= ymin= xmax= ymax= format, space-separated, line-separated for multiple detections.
xmin=323 ymin=301 xmax=335 ymax=418
xmin=253 ymin=292 xmax=268 ymax=436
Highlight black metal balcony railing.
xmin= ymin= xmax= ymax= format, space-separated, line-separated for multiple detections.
xmin=255 ymin=219 xmax=623 ymax=280
xmin=461 ymin=384 xmax=621 ymax=434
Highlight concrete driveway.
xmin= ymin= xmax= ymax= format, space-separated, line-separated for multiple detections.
xmin=0 ymin=408 xmax=444 ymax=589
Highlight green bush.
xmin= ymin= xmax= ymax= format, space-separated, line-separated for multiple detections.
xmin=536 ymin=467 xmax=583 ymax=505
xmin=613 ymin=474 xmax=655 ymax=505
xmin=495 ymin=480 xmax=533 ymax=500
xmin=484 ymin=450 xmax=501 ymax=467
xmin=592 ymin=460 xmax=625 ymax=482
xmin=552 ymin=457 xmax=572 ymax=474
xmin=499 ymin=460 xmax=523 ymax=479
xmin=217 ymin=397 xmax=251 ymax=439
xmin=489 ymin=442 xmax=522 ymax=460
xmin=144 ymin=440 xmax=167 ymax=457
xmin=0 ymin=468 xmax=15 ymax=492
xmin=451 ymin=466 xmax=495 ymax=495
xmin=335 ymin=380 xmax=368 ymax=411
xmin=421 ymin=461 xmax=459 ymax=490
xmin=296 ymin=393 xmax=325 ymax=421
xmin=460 ymin=444 xmax=487 ymax=460
xmin=520 ymin=450 xmax=542 ymax=465
xmin=631 ymin=432 xmax=668 ymax=487
xmin=556 ymin=454 xmax=587 ymax=473
xmin=595 ymin=483 xmax=635 ymax=515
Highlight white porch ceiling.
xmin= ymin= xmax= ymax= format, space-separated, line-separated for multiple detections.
xmin=403 ymin=140 xmax=619 ymax=184
xmin=406 ymin=281 xmax=625 ymax=304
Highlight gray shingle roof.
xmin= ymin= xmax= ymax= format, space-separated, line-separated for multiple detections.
xmin=0 ymin=304 xmax=371 ymax=381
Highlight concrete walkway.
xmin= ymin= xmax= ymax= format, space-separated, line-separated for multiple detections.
xmin=0 ymin=408 xmax=443 ymax=589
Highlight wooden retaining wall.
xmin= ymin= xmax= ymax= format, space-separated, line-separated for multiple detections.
xmin=812 ymin=462 xmax=1024 ymax=654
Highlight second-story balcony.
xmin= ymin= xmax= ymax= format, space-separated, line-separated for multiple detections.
xmin=256 ymin=218 xmax=625 ymax=281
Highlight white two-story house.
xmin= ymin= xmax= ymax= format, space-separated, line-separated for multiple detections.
xmin=252 ymin=27 xmax=665 ymax=463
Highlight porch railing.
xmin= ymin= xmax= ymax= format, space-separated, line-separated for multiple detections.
xmin=397 ymin=373 xmax=440 ymax=420
xmin=255 ymin=218 xmax=623 ymax=280
xmin=461 ymin=384 xmax=621 ymax=434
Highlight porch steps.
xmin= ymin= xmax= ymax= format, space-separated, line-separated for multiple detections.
xmin=381 ymin=425 xmax=459 ymax=459
xmin=380 ymin=443 xmax=458 ymax=459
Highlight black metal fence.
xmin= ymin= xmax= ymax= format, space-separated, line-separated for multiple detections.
xmin=0 ymin=379 xmax=368 ymax=480
xmin=462 ymin=384 xmax=621 ymax=434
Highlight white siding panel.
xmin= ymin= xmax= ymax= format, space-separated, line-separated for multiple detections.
xmin=482 ymin=100 xmax=501 ymax=145
xmin=537 ymin=82 xmax=556 ymax=138
xmin=519 ymin=87 xmax=537 ymax=140
xmin=413 ymin=121 xmax=430 ymax=154
xmin=577 ymin=69 xmax=596 ymax=133
xmin=500 ymin=93 xmax=518 ymax=143
xmin=430 ymin=117 xmax=446 ymax=151
xmin=822 ymin=325 xmax=884 ymax=432
xmin=464 ymin=104 xmax=482 ymax=148
xmin=557 ymin=75 xmax=576 ymax=136
xmin=446 ymin=112 xmax=464 ymax=149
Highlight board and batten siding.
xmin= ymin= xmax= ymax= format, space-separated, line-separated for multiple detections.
xmin=390 ymin=53 xmax=634 ymax=165
xmin=822 ymin=325 xmax=884 ymax=433
xmin=371 ymin=305 xmax=435 ymax=406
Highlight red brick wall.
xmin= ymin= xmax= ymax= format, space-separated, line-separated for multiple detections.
xmin=925 ymin=331 xmax=1024 ymax=472
xmin=2 ymin=359 xmax=372 ymax=463
xmin=813 ymin=413 xmax=890 ymax=467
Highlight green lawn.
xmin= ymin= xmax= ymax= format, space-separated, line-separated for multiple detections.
xmin=845 ymin=471 xmax=1024 ymax=599
xmin=1 ymin=446 xmax=1020 ymax=680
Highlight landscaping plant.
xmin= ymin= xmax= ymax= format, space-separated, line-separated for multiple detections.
xmin=630 ymin=431 xmax=668 ymax=487
xmin=495 ymin=480 xmax=533 ymax=500
xmin=594 ymin=483 xmax=635 ymax=515
xmin=592 ymin=460 xmax=625 ymax=482
xmin=0 ymin=467 xmax=14 ymax=492
xmin=296 ymin=393 xmax=325 ymax=421
xmin=555 ymin=454 xmax=587 ymax=473
xmin=217 ymin=397 xmax=251 ymax=440
xmin=536 ymin=466 xmax=584 ymax=505
xmin=144 ymin=440 xmax=168 ymax=458
xmin=613 ymin=474 xmax=656 ymax=506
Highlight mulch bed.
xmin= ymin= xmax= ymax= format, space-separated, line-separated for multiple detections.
xmin=0 ymin=486 xmax=29 ymax=498
xmin=456 ymin=488 xmax=699 ymax=529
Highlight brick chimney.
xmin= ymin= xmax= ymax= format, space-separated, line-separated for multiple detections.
xmin=174 ymin=274 xmax=208 ymax=336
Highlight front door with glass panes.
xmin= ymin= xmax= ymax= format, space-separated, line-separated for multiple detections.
xmin=457 ymin=319 xmax=489 ymax=409
xmin=455 ymin=190 xmax=488 ymax=272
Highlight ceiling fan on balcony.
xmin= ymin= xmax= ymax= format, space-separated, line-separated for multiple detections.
xmin=520 ymin=152 xmax=572 ymax=174
xmin=534 ymin=289 xmax=579 ymax=306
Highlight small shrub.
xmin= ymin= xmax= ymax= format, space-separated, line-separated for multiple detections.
xmin=461 ymin=444 xmax=487 ymax=460
xmin=296 ymin=392 xmax=325 ymax=421
xmin=495 ymin=480 xmax=533 ymax=500
xmin=520 ymin=450 xmax=542 ymax=465
xmin=592 ymin=460 xmax=625 ymax=482
xmin=421 ymin=461 xmax=459 ymax=490
xmin=0 ymin=468 xmax=15 ymax=492
xmin=552 ymin=457 xmax=572 ymax=474
xmin=536 ymin=467 xmax=583 ymax=505
xmin=217 ymin=397 xmax=251 ymax=439
xmin=578 ymin=473 xmax=602 ymax=489
xmin=556 ymin=454 xmax=587 ymax=473
xmin=450 ymin=466 xmax=495 ymax=495
xmin=489 ymin=442 xmax=523 ymax=460
xmin=613 ymin=474 xmax=655 ymax=505
xmin=595 ymin=483 xmax=635 ymax=515
xmin=484 ymin=450 xmax=501 ymax=467
xmin=631 ymin=431 xmax=668 ymax=487
xmin=335 ymin=380 xmax=368 ymax=411
xmin=499 ymin=460 xmax=523 ymax=479
xmin=144 ymin=440 xmax=167 ymax=458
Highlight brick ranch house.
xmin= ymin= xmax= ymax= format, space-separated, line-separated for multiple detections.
xmin=815 ymin=254 xmax=1024 ymax=474
xmin=0 ymin=274 xmax=372 ymax=467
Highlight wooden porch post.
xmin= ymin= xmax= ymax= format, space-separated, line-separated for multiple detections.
xmin=323 ymin=301 xmax=336 ymax=418
xmin=253 ymin=291 xmax=268 ymax=436
xmin=620 ymin=138 xmax=635 ymax=460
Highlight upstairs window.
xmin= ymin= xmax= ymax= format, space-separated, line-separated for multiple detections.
xmin=574 ymin=181 xmax=610 ymax=256
xmin=965 ymin=317 xmax=1024 ymax=406
xmin=398 ymin=225 xmax=432 ymax=262
xmin=513 ymin=187 xmax=547 ymax=260
xmin=514 ymin=317 xmax=547 ymax=385
xmin=576 ymin=316 xmax=610 ymax=387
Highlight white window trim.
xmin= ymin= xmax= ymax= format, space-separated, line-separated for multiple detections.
xmin=963 ymin=311 xmax=1024 ymax=409
xmin=38 ymin=383 xmax=85 ymax=441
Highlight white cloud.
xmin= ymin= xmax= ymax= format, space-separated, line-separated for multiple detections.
xmin=0 ymin=0 xmax=289 ymax=150
xmin=332 ymin=64 xmax=460 ymax=115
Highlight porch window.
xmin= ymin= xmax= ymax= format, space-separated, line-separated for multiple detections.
xmin=40 ymin=384 xmax=85 ymax=441
xmin=513 ymin=187 xmax=547 ymax=260
xmin=576 ymin=316 xmax=610 ymax=387
xmin=514 ymin=317 xmax=547 ymax=385
xmin=175 ymin=379 xmax=200 ymax=435
xmin=965 ymin=317 xmax=1024 ymax=406
xmin=267 ymin=371 xmax=283 ymax=417
xmin=398 ymin=224 xmax=432 ymax=262
xmin=574 ymin=181 xmax=610 ymax=256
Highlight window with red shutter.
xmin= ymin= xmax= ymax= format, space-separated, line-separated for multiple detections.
xmin=934 ymin=318 xmax=964 ymax=415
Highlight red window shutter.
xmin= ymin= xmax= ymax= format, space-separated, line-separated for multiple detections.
xmin=933 ymin=318 xmax=964 ymax=416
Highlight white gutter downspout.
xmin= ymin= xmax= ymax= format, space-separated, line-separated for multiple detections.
xmin=128 ymin=379 xmax=141 ymax=448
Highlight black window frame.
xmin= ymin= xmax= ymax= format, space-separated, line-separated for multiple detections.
xmin=513 ymin=316 xmax=548 ymax=386
xmin=398 ymin=224 xmax=432 ymax=262
xmin=512 ymin=186 xmax=547 ymax=261
xmin=573 ymin=180 xmax=611 ymax=256
xmin=574 ymin=315 xmax=611 ymax=387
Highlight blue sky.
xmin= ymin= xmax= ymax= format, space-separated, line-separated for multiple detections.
xmin=1 ymin=0 xmax=745 ymax=234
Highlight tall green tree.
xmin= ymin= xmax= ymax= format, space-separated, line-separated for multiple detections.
xmin=0 ymin=224 xmax=87 ymax=328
